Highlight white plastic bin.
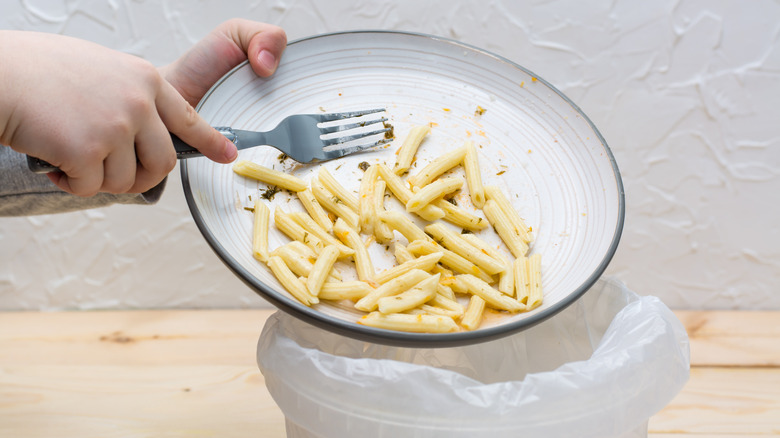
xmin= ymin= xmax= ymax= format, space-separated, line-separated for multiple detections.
xmin=257 ymin=277 xmax=689 ymax=438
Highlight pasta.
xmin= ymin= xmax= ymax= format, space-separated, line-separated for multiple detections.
xmin=458 ymin=274 xmax=526 ymax=312
xmin=311 ymin=177 xmax=360 ymax=230
xmin=273 ymin=208 xmax=324 ymax=255
xmin=374 ymin=252 xmax=443 ymax=284
xmin=379 ymin=210 xmax=430 ymax=243
xmin=406 ymin=239 xmax=494 ymax=284
xmin=484 ymin=185 xmax=531 ymax=243
xmin=372 ymin=180 xmax=395 ymax=243
xmin=482 ymin=200 xmax=529 ymax=258
xmin=376 ymin=163 xmax=445 ymax=221
xmin=306 ymin=245 xmax=340 ymax=297
xmin=358 ymin=164 xmax=378 ymax=235
xmin=233 ymin=160 xmax=307 ymax=192
xmin=333 ymin=218 xmax=375 ymax=283
xmin=269 ymin=242 xmax=341 ymax=280
xmin=354 ymin=269 xmax=430 ymax=312
xmin=358 ymin=311 xmax=458 ymax=333
xmin=319 ymin=167 xmax=359 ymax=212
xmin=287 ymin=211 xmax=354 ymax=257
xmin=424 ymin=223 xmax=506 ymax=275
xmin=462 ymin=141 xmax=486 ymax=208
xmin=267 ymin=256 xmax=318 ymax=306
xmin=393 ymin=125 xmax=430 ymax=175
xmin=434 ymin=199 xmax=489 ymax=231
xmin=317 ymin=280 xmax=374 ymax=301
xmin=296 ymin=188 xmax=333 ymax=232
xmin=238 ymin=120 xmax=543 ymax=334
xmin=406 ymin=176 xmax=464 ymax=213
xmin=460 ymin=295 xmax=486 ymax=331
xmin=377 ymin=274 xmax=439 ymax=314
xmin=407 ymin=145 xmax=467 ymax=188
xmin=251 ymin=198 xmax=270 ymax=262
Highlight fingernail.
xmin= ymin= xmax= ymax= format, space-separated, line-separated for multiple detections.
xmin=258 ymin=50 xmax=276 ymax=71
xmin=224 ymin=138 xmax=238 ymax=162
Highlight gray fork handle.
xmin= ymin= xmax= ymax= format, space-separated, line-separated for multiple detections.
xmin=26 ymin=128 xmax=239 ymax=173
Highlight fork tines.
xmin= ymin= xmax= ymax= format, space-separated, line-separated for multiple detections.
xmin=316 ymin=108 xmax=386 ymax=122
xmin=318 ymin=108 xmax=393 ymax=149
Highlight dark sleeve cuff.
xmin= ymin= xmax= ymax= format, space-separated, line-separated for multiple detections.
xmin=1 ymin=146 xmax=167 ymax=217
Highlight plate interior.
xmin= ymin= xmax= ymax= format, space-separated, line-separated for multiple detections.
xmin=182 ymin=32 xmax=623 ymax=344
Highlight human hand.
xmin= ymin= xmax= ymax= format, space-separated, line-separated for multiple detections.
xmin=0 ymin=22 xmax=286 ymax=197
xmin=159 ymin=19 xmax=287 ymax=107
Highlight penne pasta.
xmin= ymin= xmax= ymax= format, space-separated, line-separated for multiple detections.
xmin=306 ymin=245 xmax=341 ymax=297
xmin=242 ymin=119 xmax=545 ymax=334
xmin=462 ymin=141 xmax=486 ymax=208
xmin=513 ymin=255 xmax=529 ymax=305
xmin=372 ymin=180 xmax=395 ymax=243
xmin=233 ymin=160 xmax=307 ymax=192
xmin=484 ymin=185 xmax=531 ymax=243
xmin=269 ymin=242 xmax=341 ymax=280
xmin=393 ymin=243 xmax=415 ymax=264
xmin=526 ymin=253 xmax=543 ymax=310
xmin=424 ymin=223 xmax=506 ymax=275
xmin=251 ymin=198 xmax=270 ymax=262
xmin=318 ymin=280 xmax=375 ymax=301
xmin=354 ymin=269 xmax=430 ymax=312
xmin=406 ymin=176 xmax=464 ymax=213
xmin=358 ymin=311 xmax=458 ymax=333
xmin=358 ymin=164 xmax=378 ymax=235
xmin=433 ymin=199 xmax=489 ymax=231
xmin=459 ymin=233 xmax=514 ymax=296
xmin=333 ymin=218 xmax=374 ymax=283
xmin=318 ymin=167 xmax=359 ymax=212
xmin=418 ymin=305 xmax=463 ymax=319
xmin=393 ymin=125 xmax=430 ymax=175
xmin=311 ymin=177 xmax=360 ymax=230
xmin=377 ymin=274 xmax=439 ymax=314
xmin=296 ymin=188 xmax=333 ymax=232
xmin=374 ymin=252 xmax=443 ymax=284
xmin=267 ymin=256 xmax=318 ymax=306
xmin=406 ymin=239 xmax=494 ymax=284
xmin=379 ymin=210 xmax=430 ymax=243
xmin=498 ymin=259 xmax=515 ymax=297
xmin=406 ymin=145 xmax=467 ymax=188
xmin=274 ymin=208 xmax=324 ymax=255
xmin=482 ymin=199 xmax=529 ymax=258
xmin=429 ymin=293 xmax=464 ymax=317
xmin=458 ymin=274 xmax=526 ymax=312
xmin=376 ymin=163 xmax=445 ymax=221
xmin=287 ymin=211 xmax=354 ymax=258
xmin=460 ymin=295 xmax=486 ymax=331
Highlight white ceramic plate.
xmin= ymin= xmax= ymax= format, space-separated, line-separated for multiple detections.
xmin=181 ymin=31 xmax=624 ymax=347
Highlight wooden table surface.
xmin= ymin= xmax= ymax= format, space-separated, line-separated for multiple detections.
xmin=0 ymin=309 xmax=778 ymax=437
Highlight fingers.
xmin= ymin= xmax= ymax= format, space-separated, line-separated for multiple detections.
xmin=100 ymin=138 xmax=138 ymax=193
xmin=155 ymin=79 xmax=237 ymax=164
xmin=130 ymin=113 xmax=176 ymax=194
xmin=161 ymin=20 xmax=287 ymax=106
xmin=47 ymin=147 xmax=105 ymax=197
xmin=223 ymin=19 xmax=287 ymax=77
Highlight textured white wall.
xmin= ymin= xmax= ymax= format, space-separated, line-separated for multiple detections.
xmin=1 ymin=0 xmax=778 ymax=310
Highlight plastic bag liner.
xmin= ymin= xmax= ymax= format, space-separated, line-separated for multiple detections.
xmin=257 ymin=277 xmax=690 ymax=438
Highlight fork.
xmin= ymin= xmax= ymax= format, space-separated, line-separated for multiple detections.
xmin=26 ymin=108 xmax=392 ymax=173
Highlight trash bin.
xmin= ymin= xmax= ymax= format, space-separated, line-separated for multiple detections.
xmin=257 ymin=277 xmax=690 ymax=438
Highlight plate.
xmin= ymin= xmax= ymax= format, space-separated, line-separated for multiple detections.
xmin=181 ymin=31 xmax=625 ymax=347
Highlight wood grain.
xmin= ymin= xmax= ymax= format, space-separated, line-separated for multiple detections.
xmin=1 ymin=309 xmax=779 ymax=437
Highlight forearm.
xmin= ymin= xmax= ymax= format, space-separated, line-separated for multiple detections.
xmin=0 ymin=31 xmax=22 ymax=147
